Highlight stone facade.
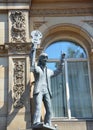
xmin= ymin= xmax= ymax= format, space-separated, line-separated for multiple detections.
xmin=0 ymin=0 xmax=93 ymax=130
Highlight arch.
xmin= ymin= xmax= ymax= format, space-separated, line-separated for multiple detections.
xmin=41 ymin=24 xmax=93 ymax=118
xmin=45 ymin=41 xmax=87 ymax=59
xmin=41 ymin=24 xmax=93 ymax=54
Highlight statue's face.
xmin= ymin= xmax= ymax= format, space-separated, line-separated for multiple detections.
xmin=40 ymin=55 xmax=48 ymax=66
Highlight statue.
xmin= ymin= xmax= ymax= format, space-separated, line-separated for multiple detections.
xmin=30 ymin=30 xmax=65 ymax=128
xmin=31 ymin=52 xmax=54 ymax=127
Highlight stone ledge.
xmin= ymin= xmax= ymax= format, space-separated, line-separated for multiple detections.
xmin=33 ymin=124 xmax=55 ymax=130
xmin=18 ymin=124 xmax=56 ymax=130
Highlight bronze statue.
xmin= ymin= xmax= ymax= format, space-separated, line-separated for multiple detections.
xmin=30 ymin=30 xmax=65 ymax=128
xmin=31 ymin=53 xmax=54 ymax=126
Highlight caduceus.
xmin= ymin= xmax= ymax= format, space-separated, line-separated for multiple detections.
xmin=30 ymin=30 xmax=43 ymax=66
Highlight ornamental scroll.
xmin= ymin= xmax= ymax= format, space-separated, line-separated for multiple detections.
xmin=13 ymin=59 xmax=25 ymax=108
xmin=10 ymin=11 xmax=26 ymax=43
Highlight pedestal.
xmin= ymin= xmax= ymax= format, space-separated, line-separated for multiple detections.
xmin=32 ymin=123 xmax=56 ymax=130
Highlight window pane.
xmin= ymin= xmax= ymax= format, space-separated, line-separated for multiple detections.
xmin=67 ymin=61 xmax=92 ymax=118
xmin=45 ymin=41 xmax=87 ymax=59
xmin=51 ymin=69 xmax=67 ymax=117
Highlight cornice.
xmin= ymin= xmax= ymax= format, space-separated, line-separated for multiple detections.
xmin=0 ymin=43 xmax=43 ymax=56
xmin=0 ymin=43 xmax=31 ymax=56
xmin=6 ymin=43 xmax=32 ymax=54
xmin=30 ymin=7 xmax=93 ymax=16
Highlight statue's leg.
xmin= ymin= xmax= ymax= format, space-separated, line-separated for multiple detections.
xmin=43 ymin=93 xmax=52 ymax=126
xmin=33 ymin=92 xmax=43 ymax=125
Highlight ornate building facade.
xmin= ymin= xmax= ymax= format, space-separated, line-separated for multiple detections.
xmin=0 ymin=0 xmax=93 ymax=130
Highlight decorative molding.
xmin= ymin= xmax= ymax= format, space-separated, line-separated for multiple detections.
xmin=30 ymin=8 xmax=93 ymax=16
xmin=13 ymin=59 xmax=25 ymax=108
xmin=6 ymin=43 xmax=31 ymax=54
xmin=10 ymin=11 xmax=26 ymax=43
xmin=0 ymin=43 xmax=43 ymax=56
xmin=83 ymin=20 xmax=93 ymax=28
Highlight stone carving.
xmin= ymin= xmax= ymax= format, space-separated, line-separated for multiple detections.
xmin=10 ymin=11 xmax=26 ymax=43
xmin=13 ymin=59 xmax=25 ymax=108
xmin=6 ymin=43 xmax=31 ymax=54
xmin=0 ymin=43 xmax=42 ymax=56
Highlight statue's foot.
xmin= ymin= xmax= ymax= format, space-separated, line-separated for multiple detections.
xmin=32 ymin=122 xmax=40 ymax=127
xmin=32 ymin=122 xmax=43 ymax=128
xmin=45 ymin=123 xmax=50 ymax=126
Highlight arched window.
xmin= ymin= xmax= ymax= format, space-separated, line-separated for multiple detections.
xmin=45 ymin=41 xmax=92 ymax=119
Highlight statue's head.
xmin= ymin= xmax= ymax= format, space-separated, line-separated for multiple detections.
xmin=38 ymin=53 xmax=48 ymax=66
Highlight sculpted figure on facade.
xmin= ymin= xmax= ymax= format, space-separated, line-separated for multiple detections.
xmin=10 ymin=11 xmax=26 ymax=43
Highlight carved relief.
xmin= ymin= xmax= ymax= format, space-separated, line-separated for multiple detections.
xmin=10 ymin=11 xmax=26 ymax=43
xmin=6 ymin=43 xmax=31 ymax=54
xmin=13 ymin=59 xmax=25 ymax=108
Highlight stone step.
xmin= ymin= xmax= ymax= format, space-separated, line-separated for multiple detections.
xmin=19 ymin=123 xmax=56 ymax=130
xmin=32 ymin=123 xmax=55 ymax=130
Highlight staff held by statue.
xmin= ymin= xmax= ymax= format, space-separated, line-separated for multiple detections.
xmin=30 ymin=30 xmax=43 ymax=67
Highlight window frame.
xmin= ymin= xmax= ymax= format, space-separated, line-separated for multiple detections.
xmin=45 ymin=41 xmax=93 ymax=120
